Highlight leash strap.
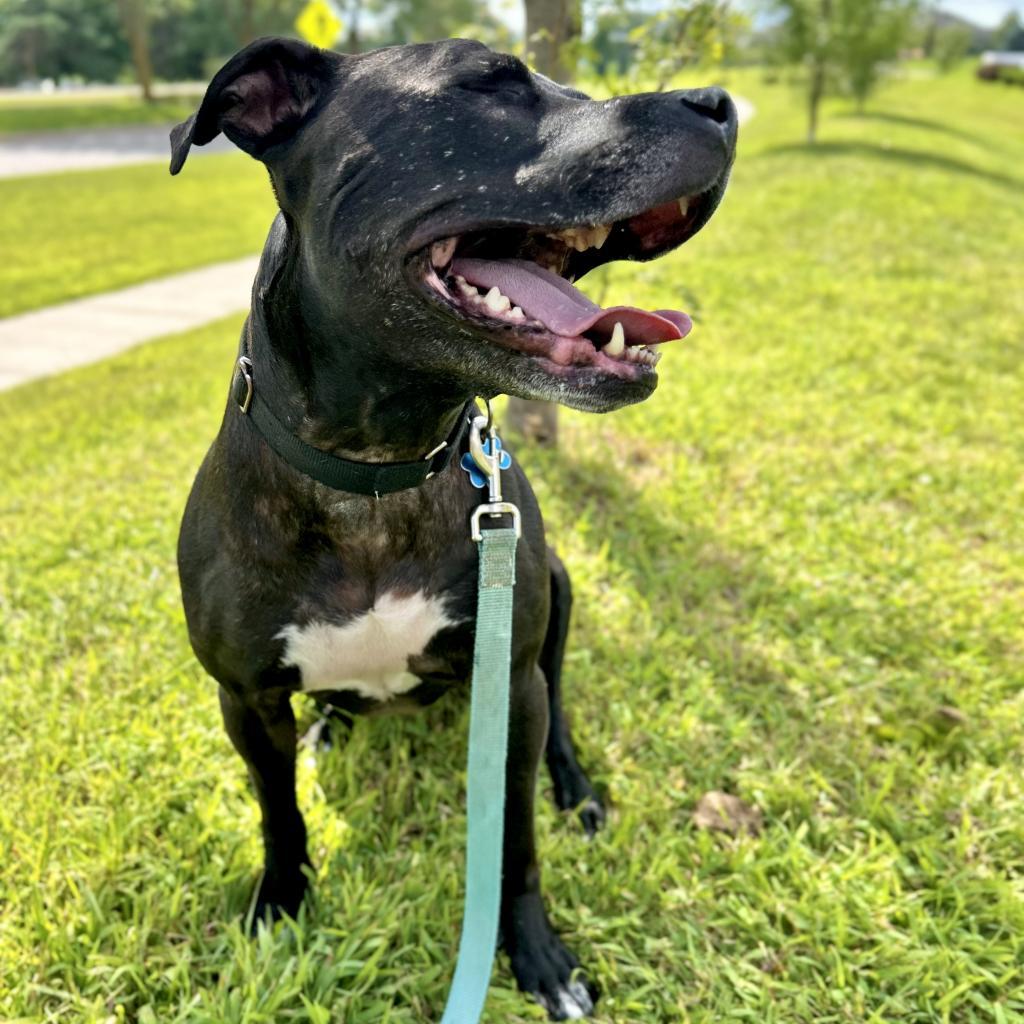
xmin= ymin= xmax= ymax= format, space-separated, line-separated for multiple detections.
xmin=440 ymin=525 xmax=518 ymax=1024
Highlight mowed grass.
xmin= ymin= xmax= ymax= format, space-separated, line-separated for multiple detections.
xmin=0 ymin=152 xmax=274 ymax=318
xmin=0 ymin=95 xmax=198 ymax=136
xmin=1 ymin=68 xmax=1023 ymax=1023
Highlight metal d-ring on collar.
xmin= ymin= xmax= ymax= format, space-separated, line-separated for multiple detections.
xmin=468 ymin=404 xmax=522 ymax=542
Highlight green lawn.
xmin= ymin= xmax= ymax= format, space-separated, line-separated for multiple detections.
xmin=0 ymin=153 xmax=274 ymax=318
xmin=0 ymin=95 xmax=198 ymax=136
xmin=1 ymin=69 xmax=1023 ymax=1023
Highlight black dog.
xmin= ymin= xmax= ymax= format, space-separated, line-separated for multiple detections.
xmin=171 ymin=36 xmax=735 ymax=1019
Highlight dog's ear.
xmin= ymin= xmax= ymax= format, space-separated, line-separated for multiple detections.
xmin=170 ymin=37 xmax=335 ymax=175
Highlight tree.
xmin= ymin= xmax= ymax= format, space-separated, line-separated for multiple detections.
xmin=932 ymin=22 xmax=971 ymax=73
xmin=525 ymin=0 xmax=581 ymax=81
xmin=835 ymin=0 xmax=917 ymax=111
xmin=769 ymin=0 xmax=917 ymax=142
xmin=0 ymin=0 xmax=128 ymax=85
xmin=626 ymin=1 xmax=735 ymax=91
xmin=992 ymin=12 xmax=1024 ymax=51
xmin=115 ymin=0 xmax=154 ymax=99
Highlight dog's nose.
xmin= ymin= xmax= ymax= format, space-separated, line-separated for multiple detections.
xmin=675 ymin=86 xmax=738 ymax=150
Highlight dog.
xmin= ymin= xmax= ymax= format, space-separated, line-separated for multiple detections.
xmin=170 ymin=36 xmax=736 ymax=1020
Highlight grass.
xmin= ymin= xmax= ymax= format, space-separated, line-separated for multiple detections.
xmin=0 ymin=95 xmax=198 ymax=136
xmin=2 ymin=67 xmax=1023 ymax=1023
xmin=0 ymin=153 xmax=274 ymax=318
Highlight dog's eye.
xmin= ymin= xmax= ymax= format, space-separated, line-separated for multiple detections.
xmin=455 ymin=65 xmax=538 ymax=105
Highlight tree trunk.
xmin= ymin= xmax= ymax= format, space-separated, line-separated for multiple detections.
xmin=22 ymin=28 xmax=39 ymax=81
xmin=807 ymin=0 xmax=831 ymax=145
xmin=116 ymin=0 xmax=155 ymax=101
xmin=509 ymin=0 xmax=581 ymax=446
xmin=240 ymin=0 xmax=256 ymax=45
xmin=346 ymin=0 xmax=362 ymax=53
xmin=807 ymin=58 xmax=824 ymax=143
xmin=524 ymin=0 xmax=580 ymax=80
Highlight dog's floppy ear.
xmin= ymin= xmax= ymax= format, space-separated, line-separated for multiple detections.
xmin=170 ymin=37 xmax=335 ymax=175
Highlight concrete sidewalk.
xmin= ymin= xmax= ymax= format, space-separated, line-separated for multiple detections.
xmin=0 ymin=123 xmax=232 ymax=179
xmin=0 ymin=256 xmax=258 ymax=391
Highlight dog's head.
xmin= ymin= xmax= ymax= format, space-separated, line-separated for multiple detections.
xmin=171 ymin=37 xmax=737 ymax=412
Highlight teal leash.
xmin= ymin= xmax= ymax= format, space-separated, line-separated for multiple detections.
xmin=440 ymin=408 xmax=522 ymax=1024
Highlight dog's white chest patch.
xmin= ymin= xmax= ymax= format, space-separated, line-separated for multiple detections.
xmin=277 ymin=591 xmax=456 ymax=701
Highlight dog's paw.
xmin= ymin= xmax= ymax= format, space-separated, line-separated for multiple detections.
xmin=536 ymin=977 xmax=598 ymax=1020
xmin=505 ymin=895 xmax=598 ymax=1020
xmin=549 ymin=762 xmax=607 ymax=838
xmin=577 ymin=797 xmax=606 ymax=839
xmin=248 ymin=870 xmax=309 ymax=933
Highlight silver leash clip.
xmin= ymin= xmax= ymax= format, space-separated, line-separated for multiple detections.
xmin=468 ymin=405 xmax=521 ymax=542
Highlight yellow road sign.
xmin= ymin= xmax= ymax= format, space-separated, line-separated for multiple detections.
xmin=295 ymin=0 xmax=343 ymax=49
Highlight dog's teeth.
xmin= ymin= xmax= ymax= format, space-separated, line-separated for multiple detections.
xmin=484 ymin=286 xmax=511 ymax=313
xmin=431 ymin=236 xmax=457 ymax=268
xmin=678 ymin=197 xmax=691 ymax=217
xmin=605 ymin=321 xmax=625 ymax=357
xmin=591 ymin=223 xmax=611 ymax=249
xmin=509 ymin=306 xmax=525 ymax=320
xmin=455 ymin=276 xmax=478 ymax=299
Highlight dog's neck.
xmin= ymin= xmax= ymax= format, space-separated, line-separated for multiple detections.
xmin=250 ymin=271 xmax=472 ymax=466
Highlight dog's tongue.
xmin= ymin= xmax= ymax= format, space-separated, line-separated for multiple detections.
xmin=451 ymin=258 xmax=691 ymax=345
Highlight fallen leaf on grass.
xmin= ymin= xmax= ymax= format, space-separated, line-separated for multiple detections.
xmin=933 ymin=705 xmax=968 ymax=729
xmin=692 ymin=791 xmax=762 ymax=836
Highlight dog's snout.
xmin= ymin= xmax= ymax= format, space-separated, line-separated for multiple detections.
xmin=676 ymin=86 xmax=737 ymax=148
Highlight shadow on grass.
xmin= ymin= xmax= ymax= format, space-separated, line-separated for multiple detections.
xmin=754 ymin=140 xmax=1022 ymax=191
xmin=833 ymin=109 xmax=988 ymax=147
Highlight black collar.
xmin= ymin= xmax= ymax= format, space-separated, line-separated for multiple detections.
xmin=231 ymin=353 xmax=474 ymax=496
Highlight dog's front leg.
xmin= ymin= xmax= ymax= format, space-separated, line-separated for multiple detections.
xmin=219 ymin=685 xmax=310 ymax=927
xmin=502 ymin=664 xmax=598 ymax=1020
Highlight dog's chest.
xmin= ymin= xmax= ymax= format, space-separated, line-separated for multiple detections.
xmin=276 ymin=591 xmax=458 ymax=701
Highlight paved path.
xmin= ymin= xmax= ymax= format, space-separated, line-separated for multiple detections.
xmin=0 ymin=124 xmax=232 ymax=179
xmin=0 ymin=83 xmax=206 ymax=102
xmin=0 ymin=98 xmax=754 ymax=392
xmin=0 ymin=257 xmax=258 ymax=391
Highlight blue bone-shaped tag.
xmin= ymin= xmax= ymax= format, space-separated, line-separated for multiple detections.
xmin=460 ymin=436 xmax=512 ymax=489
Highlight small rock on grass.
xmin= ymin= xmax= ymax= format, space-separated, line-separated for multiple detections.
xmin=692 ymin=791 xmax=763 ymax=837
xmin=933 ymin=705 xmax=968 ymax=730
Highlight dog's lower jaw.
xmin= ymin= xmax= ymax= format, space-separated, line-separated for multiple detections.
xmin=462 ymin=347 xmax=657 ymax=414
xmin=503 ymin=890 xmax=598 ymax=1020
xmin=516 ymin=368 xmax=657 ymax=414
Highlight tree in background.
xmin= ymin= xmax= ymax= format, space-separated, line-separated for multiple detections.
xmin=625 ymin=0 xmax=736 ymax=91
xmin=386 ymin=0 xmax=485 ymax=43
xmin=992 ymin=11 xmax=1024 ymax=51
xmin=835 ymin=0 xmax=917 ymax=111
xmin=115 ymin=0 xmax=154 ymax=99
xmin=525 ymin=0 xmax=581 ymax=80
xmin=931 ymin=22 xmax=971 ymax=72
xmin=769 ymin=0 xmax=917 ymax=143
xmin=0 ymin=0 xmax=128 ymax=84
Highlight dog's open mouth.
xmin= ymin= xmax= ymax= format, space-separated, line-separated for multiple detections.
xmin=414 ymin=187 xmax=718 ymax=382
